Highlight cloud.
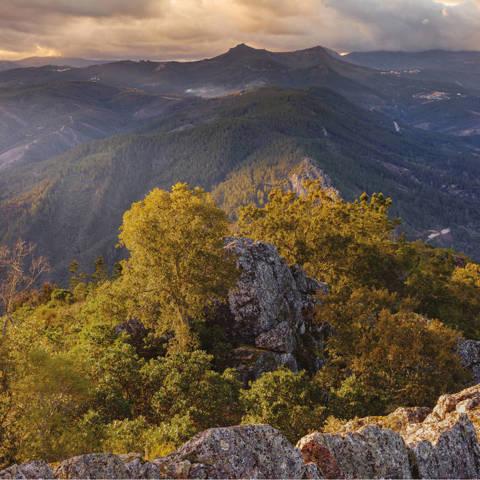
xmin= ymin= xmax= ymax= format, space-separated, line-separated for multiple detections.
xmin=0 ymin=0 xmax=479 ymax=60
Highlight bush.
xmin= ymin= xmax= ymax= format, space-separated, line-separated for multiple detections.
xmin=241 ymin=368 xmax=326 ymax=443
xmin=51 ymin=289 xmax=74 ymax=305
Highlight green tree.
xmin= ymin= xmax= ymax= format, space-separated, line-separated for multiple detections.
xmin=9 ymin=350 xmax=92 ymax=462
xmin=319 ymin=288 xmax=468 ymax=417
xmin=118 ymin=183 xmax=239 ymax=350
xmin=238 ymin=182 xmax=401 ymax=290
xmin=92 ymin=256 xmax=108 ymax=284
xmin=142 ymin=350 xmax=242 ymax=445
xmin=241 ymin=368 xmax=326 ymax=443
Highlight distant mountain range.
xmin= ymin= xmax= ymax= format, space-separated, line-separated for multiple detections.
xmin=1 ymin=44 xmax=480 ymax=280
xmin=345 ymin=49 xmax=480 ymax=135
xmin=0 ymin=57 xmax=109 ymax=71
xmin=345 ymin=50 xmax=480 ymax=75
xmin=1 ymin=44 xmax=479 ymax=137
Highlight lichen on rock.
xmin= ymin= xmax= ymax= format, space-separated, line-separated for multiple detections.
xmin=153 ymin=424 xmax=319 ymax=479
xmin=221 ymin=237 xmax=328 ymax=380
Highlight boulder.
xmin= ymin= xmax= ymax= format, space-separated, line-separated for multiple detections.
xmin=231 ymin=346 xmax=298 ymax=383
xmin=255 ymin=320 xmax=295 ymax=353
xmin=53 ymin=453 xmax=129 ymax=479
xmin=118 ymin=454 xmax=161 ymax=479
xmin=297 ymin=425 xmax=411 ymax=479
xmin=308 ymin=384 xmax=480 ymax=479
xmin=154 ymin=424 xmax=320 ymax=479
xmin=0 ymin=461 xmax=54 ymax=479
xmin=222 ymin=237 xmax=328 ymax=379
xmin=299 ymin=439 xmax=343 ymax=479
xmin=407 ymin=384 xmax=480 ymax=438
xmin=403 ymin=385 xmax=480 ymax=478
xmin=405 ymin=413 xmax=480 ymax=479
xmin=458 ymin=339 xmax=480 ymax=384
xmin=340 ymin=406 xmax=431 ymax=435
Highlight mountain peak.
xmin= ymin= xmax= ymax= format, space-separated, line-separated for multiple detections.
xmin=230 ymin=43 xmax=256 ymax=51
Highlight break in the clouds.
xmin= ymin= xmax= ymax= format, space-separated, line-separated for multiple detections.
xmin=0 ymin=0 xmax=480 ymax=60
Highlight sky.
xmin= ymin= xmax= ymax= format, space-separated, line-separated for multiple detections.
xmin=0 ymin=0 xmax=479 ymax=61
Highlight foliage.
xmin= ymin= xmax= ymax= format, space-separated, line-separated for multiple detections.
xmin=0 ymin=240 xmax=49 ymax=328
xmin=318 ymin=288 xmax=468 ymax=417
xmin=241 ymin=368 xmax=326 ymax=443
xmin=144 ymin=351 xmax=242 ymax=444
xmin=238 ymin=183 xmax=400 ymax=289
xmin=118 ymin=183 xmax=239 ymax=350
xmin=3 ymin=85 xmax=480 ymax=286
xmin=1 ymin=180 xmax=479 ymax=466
xmin=9 ymin=349 xmax=92 ymax=462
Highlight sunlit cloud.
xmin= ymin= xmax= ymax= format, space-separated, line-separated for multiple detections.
xmin=0 ymin=0 xmax=479 ymax=60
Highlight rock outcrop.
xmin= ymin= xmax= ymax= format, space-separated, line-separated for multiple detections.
xmin=0 ymin=461 xmax=54 ymax=479
xmin=298 ymin=384 xmax=480 ymax=479
xmin=288 ymin=158 xmax=339 ymax=199
xmin=298 ymin=426 xmax=412 ymax=479
xmin=53 ymin=454 xmax=129 ymax=479
xmin=5 ymin=387 xmax=480 ymax=479
xmin=154 ymin=424 xmax=319 ymax=479
xmin=1 ymin=426 xmax=319 ymax=479
xmin=406 ymin=413 xmax=480 ymax=479
xmin=458 ymin=338 xmax=480 ymax=384
xmin=222 ymin=237 xmax=328 ymax=381
xmin=119 ymin=453 xmax=161 ymax=479
xmin=338 ymin=406 xmax=431 ymax=435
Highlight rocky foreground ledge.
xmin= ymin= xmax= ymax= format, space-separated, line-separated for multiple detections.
xmin=3 ymin=384 xmax=480 ymax=479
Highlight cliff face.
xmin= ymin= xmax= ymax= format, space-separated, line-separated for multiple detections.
xmin=221 ymin=237 xmax=329 ymax=382
xmin=3 ymin=385 xmax=480 ymax=479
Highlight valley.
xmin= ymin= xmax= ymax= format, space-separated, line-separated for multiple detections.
xmin=1 ymin=45 xmax=480 ymax=279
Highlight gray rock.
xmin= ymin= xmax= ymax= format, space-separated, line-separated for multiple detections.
xmin=339 ymin=406 xmax=431 ymax=436
xmin=406 ymin=414 xmax=480 ymax=479
xmin=297 ymin=425 xmax=412 ymax=479
xmin=309 ymin=384 xmax=480 ymax=479
xmin=0 ymin=461 xmax=54 ymax=479
xmin=53 ymin=453 xmax=129 ymax=479
xmin=458 ymin=339 xmax=480 ymax=384
xmin=117 ymin=453 xmax=161 ymax=479
xmin=123 ymin=459 xmax=161 ymax=479
xmin=231 ymin=346 xmax=298 ymax=383
xmin=403 ymin=386 xmax=480 ymax=479
xmin=255 ymin=321 xmax=295 ymax=353
xmin=223 ymin=237 xmax=328 ymax=378
xmin=154 ymin=424 xmax=317 ymax=479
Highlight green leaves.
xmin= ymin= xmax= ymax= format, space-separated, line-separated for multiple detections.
xmin=241 ymin=368 xmax=326 ymax=443
xmin=118 ymin=183 xmax=239 ymax=350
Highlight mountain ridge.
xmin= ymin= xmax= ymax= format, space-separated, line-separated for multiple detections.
xmin=2 ymin=85 xmax=480 ymax=280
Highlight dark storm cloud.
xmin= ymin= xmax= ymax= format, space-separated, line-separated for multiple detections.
xmin=0 ymin=0 xmax=479 ymax=61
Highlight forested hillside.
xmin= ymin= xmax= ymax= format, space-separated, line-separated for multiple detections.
xmin=1 ymin=86 xmax=480 ymax=281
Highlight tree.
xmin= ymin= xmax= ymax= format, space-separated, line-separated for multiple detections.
xmin=68 ymin=260 xmax=82 ymax=291
xmin=9 ymin=349 xmax=91 ymax=462
xmin=318 ymin=288 xmax=468 ymax=417
xmin=241 ymin=368 xmax=326 ymax=443
xmin=238 ymin=182 xmax=401 ymax=290
xmin=118 ymin=183 xmax=239 ymax=350
xmin=142 ymin=350 xmax=242 ymax=445
xmin=92 ymin=256 xmax=108 ymax=284
xmin=0 ymin=240 xmax=49 ymax=332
